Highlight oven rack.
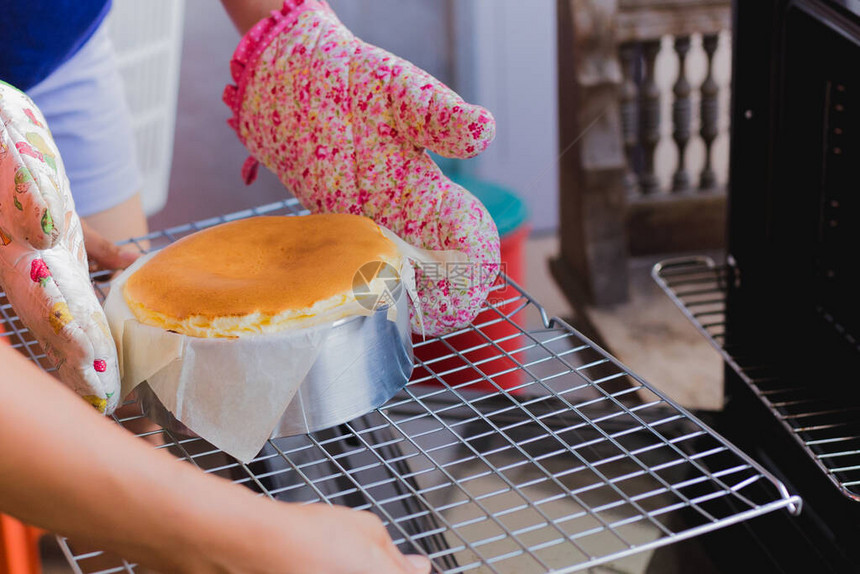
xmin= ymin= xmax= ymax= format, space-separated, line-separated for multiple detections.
xmin=653 ymin=256 xmax=860 ymax=502
xmin=0 ymin=201 xmax=800 ymax=574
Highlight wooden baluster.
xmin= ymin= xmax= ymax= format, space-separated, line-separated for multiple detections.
xmin=671 ymin=36 xmax=692 ymax=193
xmin=638 ymin=39 xmax=661 ymax=195
xmin=619 ymin=42 xmax=640 ymax=194
xmin=699 ymin=33 xmax=720 ymax=191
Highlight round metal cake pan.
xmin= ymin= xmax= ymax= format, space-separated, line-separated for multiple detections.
xmin=137 ymin=283 xmax=413 ymax=440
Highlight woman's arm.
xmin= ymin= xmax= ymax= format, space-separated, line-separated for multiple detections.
xmin=0 ymin=344 xmax=428 ymax=574
xmin=220 ymin=0 xmax=284 ymax=34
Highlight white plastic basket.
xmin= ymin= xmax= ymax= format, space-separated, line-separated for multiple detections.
xmin=105 ymin=0 xmax=185 ymax=216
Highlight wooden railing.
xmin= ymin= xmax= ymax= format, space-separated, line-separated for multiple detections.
xmin=552 ymin=0 xmax=731 ymax=307
xmin=620 ymin=33 xmax=723 ymax=195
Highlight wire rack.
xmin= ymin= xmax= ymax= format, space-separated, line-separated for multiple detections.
xmin=1 ymin=202 xmax=800 ymax=574
xmin=653 ymin=256 xmax=860 ymax=502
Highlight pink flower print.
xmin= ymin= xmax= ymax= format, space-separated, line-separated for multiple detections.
xmin=356 ymin=188 xmax=371 ymax=206
xmin=440 ymin=280 xmax=451 ymax=297
xmin=436 ymin=107 xmax=452 ymax=127
xmin=469 ymin=121 xmax=485 ymax=140
xmin=93 ymin=359 xmax=107 ymax=373
xmin=23 ymin=109 xmax=43 ymax=127
xmin=315 ymin=145 xmax=328 ymax=159
xmin=30 ymin=259 xmax=52 ymax=286
xmin=374 ymin=65 xmax=391 ymax=81
xmin=15 ymin=141 xmax=43 ymax=162
xmin=377 ymin=123 xmax=394 ymax=138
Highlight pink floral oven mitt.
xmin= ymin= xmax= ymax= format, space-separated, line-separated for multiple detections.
xmin=223 ymin=0 xmax=501 ymax=336
xmin=0 ymin=80 xmax=120 ymax=414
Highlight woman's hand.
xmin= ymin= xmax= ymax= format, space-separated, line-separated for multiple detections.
xmin=291 ymin=505 xmax=430 ymax=574
xmin=221 ymin=502 xmax=431 ymax=574
xmin=223 ymin=0 xmax=500 ymax=336
xmin=81 ymin=219 xmax=139 ymax=272
xmin=0 ymin=80 xmax=121 ymax=412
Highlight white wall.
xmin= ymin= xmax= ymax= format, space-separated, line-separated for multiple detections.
xmin=455 ymin=0 xmax=561 ymax=234
xmin=327 ymin=0 xmax=453 ymax=86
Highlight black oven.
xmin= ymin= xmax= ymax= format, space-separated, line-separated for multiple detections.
xmin=698 ymin=0 xmax=860 ymax=571
xmin=653 ymin=1 xmax=860 ymax=572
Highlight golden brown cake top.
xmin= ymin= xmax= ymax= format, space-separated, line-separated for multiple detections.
xmin=123 ymin=214 xmax=399 ymax=328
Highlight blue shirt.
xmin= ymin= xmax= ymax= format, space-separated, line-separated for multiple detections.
xmin=0 ymin=1 xmax=112 ymax=91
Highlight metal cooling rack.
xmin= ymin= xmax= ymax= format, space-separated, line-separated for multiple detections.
xmin=0 ymin=202 xmax=800 ymax=574
xmin=653 ymin=256 xmax=860 ymax=502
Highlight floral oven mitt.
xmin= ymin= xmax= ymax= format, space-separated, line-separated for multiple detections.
xmin=224 ymin=0 xmax=500 ymax=336
xmin=0 ymin=81 xmax=120 ymax=414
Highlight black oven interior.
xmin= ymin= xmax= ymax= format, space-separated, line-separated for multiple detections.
xmin=774 ymin=5 xmax=859 ymax=352
xmin=729 ymin=0 xmax=860 ymax=371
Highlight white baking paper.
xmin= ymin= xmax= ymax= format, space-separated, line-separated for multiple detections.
xmin=105 ymin=253 xmax=340 ymax=461
xmin=103 ymin=224 xmax=469 ymax=462
xmin=378 ymin=227 xmax=471 ymax=338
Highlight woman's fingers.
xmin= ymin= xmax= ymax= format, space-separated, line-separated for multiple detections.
xmin=281 ymin=505 xmax=432 ymax=574
xmin=395 ymin=549 xmax=432 ymax=573
xmin=81 ymin=220 xmax=139 ymax=272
